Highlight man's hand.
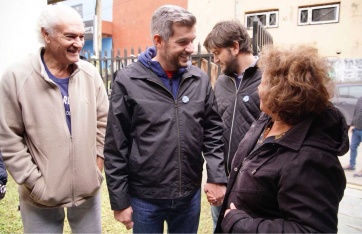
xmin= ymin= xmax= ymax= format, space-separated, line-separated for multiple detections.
xmin=97 ymin=156 xmax=104 ymax=172
xmin=204 ymin=183 xmax=226 ymax=206
xmin=224 ymin=202 xmax=236 ymax=217
xmin=114 ymin=207 xmax=134 ymax=230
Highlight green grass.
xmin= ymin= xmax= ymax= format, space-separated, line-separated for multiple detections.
xmin=0 ymin=174 xmax=213 ymax=234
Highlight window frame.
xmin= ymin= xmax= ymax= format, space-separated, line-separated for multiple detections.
xmin=298 ymin=3 xmax=340 ymax=26
xmin=245 ymin=10 xmax=279 ymax=29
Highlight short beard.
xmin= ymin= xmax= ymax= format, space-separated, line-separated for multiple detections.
xmin=165 ymin=44 xmax=189 ymax=70
xmin=222 ymin=50 xmax=240 ymax=77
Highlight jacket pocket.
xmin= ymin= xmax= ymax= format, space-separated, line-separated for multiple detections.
xmin=29 ymin=176 xmax=46 ymax=203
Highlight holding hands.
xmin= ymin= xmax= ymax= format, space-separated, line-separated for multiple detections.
xmin=204 ymin=183 xmax=226 ymax=206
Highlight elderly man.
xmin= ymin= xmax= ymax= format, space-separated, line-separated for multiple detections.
xmin=0 ymin=4 xmax=109 ymax=233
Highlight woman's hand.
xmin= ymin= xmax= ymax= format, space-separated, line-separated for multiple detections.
xmin=224 ymin=202 xmax=236 ymax=216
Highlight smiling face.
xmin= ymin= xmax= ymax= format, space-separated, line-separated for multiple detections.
xmin=155 ymin=23 xmax=196 ymax=71
xmin=43 ymin=16 xmax=85 ymax=66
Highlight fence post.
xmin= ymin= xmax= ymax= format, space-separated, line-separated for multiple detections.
xmin=252 ymin=16 xmax=259 ymax=56
xmin=124 ymin=48 xmax=128 ymax=66
xmin=131 ymin=47 xmax=135 ymax=63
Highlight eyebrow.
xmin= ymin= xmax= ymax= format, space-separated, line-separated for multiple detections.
xmin=63 ymin=32 xmax=85 ymax=36
xmin=175 ymin=36 xmax=196 ymax=42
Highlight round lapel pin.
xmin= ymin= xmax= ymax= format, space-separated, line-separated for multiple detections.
xmin=243 ymin=95 xmax=249 ymax=102
xmin=182 ymin=96 xmax=189 ymax=103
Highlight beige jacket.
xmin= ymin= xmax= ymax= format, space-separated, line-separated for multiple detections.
xmin=0 ymin=50 xmax=109 ymax=207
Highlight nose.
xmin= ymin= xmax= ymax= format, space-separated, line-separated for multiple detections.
xmin=185 ymin=42 xmax=194 ymax=54
xmin=213 ymin=55 xmax=219 ymax=64
xmin=73 ymin=38 xmax=84 ymax=48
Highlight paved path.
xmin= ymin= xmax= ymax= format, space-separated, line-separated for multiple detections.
xmin=338 ymin=140 xmax=362 ymax=233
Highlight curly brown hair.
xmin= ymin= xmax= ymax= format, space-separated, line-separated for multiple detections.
xmin=258 ymin=44 xmax=333 ymax=125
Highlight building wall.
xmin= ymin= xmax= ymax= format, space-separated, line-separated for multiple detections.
xmin=190 ymin=0 xmax=362 ymax=59
xmin=83 ymin=37 xmax=113 ymax=58
xmin=188 ymin=0 xmax=237 ymax=48
xmin=62 ymin=0 xmax=113 ymax=21
xmin=112 ymin=0 xmax=187 ymax=55
xmin=62 ymin=0 xmax=113 ymax=55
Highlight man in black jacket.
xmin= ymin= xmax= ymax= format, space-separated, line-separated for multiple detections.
xmin=104 ymin=5 xmax=227 ymax=233
xmin=203 ymin=20 xmax=262 ymax=228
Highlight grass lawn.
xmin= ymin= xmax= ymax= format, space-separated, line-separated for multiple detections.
xmin=0 ymin=173 xmax=213 ymax=234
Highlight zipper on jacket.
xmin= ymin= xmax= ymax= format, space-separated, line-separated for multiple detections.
xmin=174 ymin=100 xmax=182 ymax=197
xmin=45 ymin=70 xmax=76 ymax=205
xmin=174 ymin=76 xmax=189 ymax=197
xmin=226 ymin=78 xmax=239 ymax=174
xmin=146 ymin=75 xmax=193 ymax=197
xmin=169 ymin=79 xmax=173 ymax=98
xmin=68 ymin=79 xmax=76 ymax=206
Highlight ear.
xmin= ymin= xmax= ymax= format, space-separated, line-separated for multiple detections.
xmin=41 ymin=28 xmax=51 ymax=44
xmin=231 ymin=41 xmax=240 ymax=55
xmin=153 ymin=34 xmax=164 ymax=50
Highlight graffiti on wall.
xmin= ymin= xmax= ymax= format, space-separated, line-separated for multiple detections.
xmin=327 ymin=58 xmax=362 ymax=83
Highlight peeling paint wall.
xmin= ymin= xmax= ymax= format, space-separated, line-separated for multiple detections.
xmin=328 ymin=58 xmax=362 ymax=82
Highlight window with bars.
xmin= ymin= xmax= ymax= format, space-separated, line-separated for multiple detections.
xmin=298 ymin=4 xmax=339 ymax=25
xmin=245 ymin=11 xmax=278 ymax=29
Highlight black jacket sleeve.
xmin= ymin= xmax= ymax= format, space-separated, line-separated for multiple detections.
xmin=202 ymin=81 xmax=227 ymax=184
xmin=104 ymin=76 xmax=132 ymax=210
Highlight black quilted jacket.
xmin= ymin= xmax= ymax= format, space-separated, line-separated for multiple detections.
xmin=214 ymin=65 xmax=262 ymax=175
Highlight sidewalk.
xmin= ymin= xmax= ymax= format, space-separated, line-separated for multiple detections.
xmin=337 ymin=144 xmax=362 ymax=233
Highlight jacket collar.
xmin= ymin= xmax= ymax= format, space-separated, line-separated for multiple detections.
xmin=257 ymin=112 xmax=315 ymax=151
xmin=32 ymin=48 xmax=80 ymax=81
xmin=276 ymin=115 xmax=314 ymax=151
xmin=131 ymin=60 xmax=203 ymax=81
xmin=258 ymin=106 xmax=349 ymax=155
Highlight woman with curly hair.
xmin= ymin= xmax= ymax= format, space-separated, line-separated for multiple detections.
xmin=215 ymin=44 xmax=349 ymax=233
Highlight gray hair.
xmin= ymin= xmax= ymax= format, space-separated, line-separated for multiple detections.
xmin=37 ymin=4 xmax=83 ymax=47
xmin=150 ymin=5 xmax=196 ymax=43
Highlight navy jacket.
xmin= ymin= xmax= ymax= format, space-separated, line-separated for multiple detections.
xmin=0 ymin=152 xmax=7 ymax=185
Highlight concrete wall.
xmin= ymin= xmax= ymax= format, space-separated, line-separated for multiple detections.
xmin=188 ymin=0 xmax=237 ymax=49
xmin=329 ymin=58 xmax=362 ymax=82
xmin=189 ymin=0 xmax=362 ymax=59
xmin=0 ymin=0 xmax=47 ymax=77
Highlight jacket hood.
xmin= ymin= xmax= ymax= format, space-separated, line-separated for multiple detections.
xmin=275 ymin=105 xmax=349 ymax=156
xmin=138 ymin=46 xmax=188 ymax=78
